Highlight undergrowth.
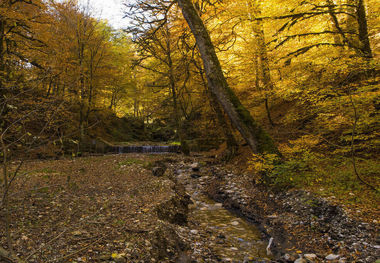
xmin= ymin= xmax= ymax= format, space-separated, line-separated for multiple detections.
xmin=248 ymin=139 xmax=380 ymax=210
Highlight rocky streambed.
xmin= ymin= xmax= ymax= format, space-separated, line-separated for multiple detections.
xmin=154 ymin=157 xmax=379 ymax=263
xmin=175 ymin=165 xmax=271 ymax=262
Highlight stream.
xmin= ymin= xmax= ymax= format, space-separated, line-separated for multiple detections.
xmin=175 ymin=164 xmax=270 ymax=262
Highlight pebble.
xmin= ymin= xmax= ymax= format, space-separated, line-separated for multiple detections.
xmin=231 ymin=221 xmax=239 ymax=226
xmin=284 ymin=254 xmax=291 ymax=260
xmin=304 ymin=253 xmax=317 ymax=261
xmin=190 ymin=163 xmax=200 ymax=171
xmin=190 ymin=229 xmax=199 ymax=235
xmin=325 ymin=254 xmax=340 ymax=260
xmin=294 ymin=258 xmax=307 ymax=263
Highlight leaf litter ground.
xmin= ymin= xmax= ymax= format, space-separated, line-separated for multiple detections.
xmin=1 ymin=154 xmax=177 ymax=262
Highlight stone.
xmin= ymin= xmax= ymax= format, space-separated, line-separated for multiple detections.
xmin=190 ymin=163 xmax=200 ymax=172
xmin=190 ymin=229 xmax=198 ymax=235
xmin=294 ymin=258 xmax=307 ymax=263
xmin=231 ymin=221 xmax=239 ymax=226
xmin=303 ymin=254 xmax=317 ymax=260
xmin=325 ymin=254 xmax=340 ymax=260
xmin=283 ymin=253 xmax=296 ymax=262
xmin=304 ymin=254 xmax=317 ymax=261
xmin=191 ymin=173 xmax=201 ymax=179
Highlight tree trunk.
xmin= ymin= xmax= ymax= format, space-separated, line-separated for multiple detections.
xmin=345 ymin=0 xmax=360 ymax=48
xmin=356 ymin=0 xmax=372 ymax=58
xmin=177 ymin=0 xmax=278 ymax=154
xmin=251 ymin=0 xmax=275 ymax=127
xmin=197 ymin=64 xmax=238 ymax=158
xmin=209 ymin=90 xmax=238 ymax=159
xmin=0 ymin=17 xmax=6 ymax=100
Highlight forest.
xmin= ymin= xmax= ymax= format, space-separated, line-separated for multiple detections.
xmin=0 ymin=0 xmax=379 ymax=262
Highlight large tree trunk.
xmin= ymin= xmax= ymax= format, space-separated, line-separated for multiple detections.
xmin=209 ymin=90 xmax=238 ymax=159
xmin=177 ymin=0 xmax=278 ymax=154
xmin=197 ymin=65 xmax=238 ymax=158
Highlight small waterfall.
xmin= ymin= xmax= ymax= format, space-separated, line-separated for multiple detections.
xmin=117 ymin=145 xmax=180 ymax=154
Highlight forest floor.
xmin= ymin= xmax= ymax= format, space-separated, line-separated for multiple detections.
xmin=0 ymin=153 xmax=379 ymax=263
xmin=1 ymin=154 xmax=180 ymax=262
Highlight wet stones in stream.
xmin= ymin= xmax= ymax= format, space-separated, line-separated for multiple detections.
xmin=173 ymin=162 xmax=272 ymax=262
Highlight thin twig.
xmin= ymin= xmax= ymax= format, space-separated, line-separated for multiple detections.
xmin=51 ymin=235 xmax=105 ymax=262
xmin=25 ymin=230 xmax=67 ymax=260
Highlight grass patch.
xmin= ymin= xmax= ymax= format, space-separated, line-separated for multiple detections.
xmin=118 ymin=157 xmax=153 ymax=170
xmin=249 ymin=151 xmax=379 ymax=212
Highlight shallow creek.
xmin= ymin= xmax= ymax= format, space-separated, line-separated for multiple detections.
xmin=177 ymin=167 xmax=270 ymax=262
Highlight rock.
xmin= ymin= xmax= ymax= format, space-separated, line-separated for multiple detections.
xmin=283 ymin=253 xmax=296 ymax=262
xmin=190 ymin=163 xmax=200 ymax=172
xmin=325 ymin=254 xmax=340 ymax=260
xmin=191 ymin=173 xmax=201 ymax=179
xmin=231 ymin=221 xmax=239 ymax=226
xmin=190 ymin=229 xmax=198 ymax=235
xmin=304 ymin=254 xmax=317 ymax=261
xmin=294 ymin=258 xmax=307 ymax=263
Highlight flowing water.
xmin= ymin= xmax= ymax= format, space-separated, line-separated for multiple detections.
xmin=178 ymin=168 xmax=270 ymax=262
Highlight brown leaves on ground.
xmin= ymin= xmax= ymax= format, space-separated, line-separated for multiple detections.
xmin=0 ymin=154 xmax=176 ymax=262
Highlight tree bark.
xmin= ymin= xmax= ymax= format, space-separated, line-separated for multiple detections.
xmin=197 ymin=63 xmax=238 ymax=158
xmin=250 ymin=0 xmax=275 ymax=127
xmin=209 ymin=90 xmax=238 ymax=159
xmin=177 ymin=0 xmax=278 ymax=154
xmin=356 ymin=0 xmax=372 ymax=58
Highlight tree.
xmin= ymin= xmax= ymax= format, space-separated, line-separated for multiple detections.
xmin=176 ymin=0 xmax=278 ymax=154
